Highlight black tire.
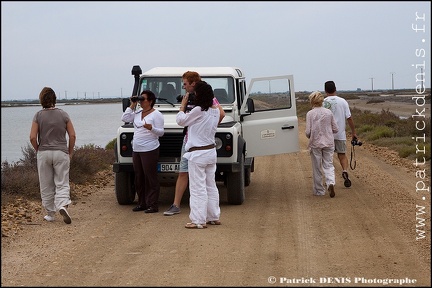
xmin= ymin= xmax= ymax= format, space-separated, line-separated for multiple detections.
xmin=244 ymin=167 xmax=251 ymax=187
xmin=226 ymin=153 xmax=245 ymax=205
xmin=115 ymin=172 xmax=135 ymax=205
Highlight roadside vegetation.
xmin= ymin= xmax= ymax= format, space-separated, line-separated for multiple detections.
xmin=296 ymin=93 xmax=431 ymax=162
xmin=1 ymin=139 xmax=116 ymax=204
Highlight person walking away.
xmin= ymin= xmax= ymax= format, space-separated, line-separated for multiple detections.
xmin=305 ymin=91 xmax=339 ymax=197
xmin=164 ymin=71 xmax=225 ymax=216
xmin=121 ymin=90 xmax=164 ymax=213
xmin=323 ymin=81 xmax=357 ymax=188
xmin=176 ymin=81 xmax=221 ymax=229
xmin=30 ymin=87 xmax=76 ymax=224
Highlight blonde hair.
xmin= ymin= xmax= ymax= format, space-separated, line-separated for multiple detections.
xmin=308 ymin=91 xmax=324 ymax=107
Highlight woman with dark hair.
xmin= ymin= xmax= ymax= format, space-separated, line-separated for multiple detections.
xmin=30 ymin=87 xmax=76 ymax=224
xmin=176 ymin=81 xmax=221 ymax=229
xmin=121 ymin=90 xmax=164 ymax=213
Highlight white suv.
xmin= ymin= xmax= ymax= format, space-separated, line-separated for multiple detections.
xmin=113 ymin=66 xmax=299 ymax=205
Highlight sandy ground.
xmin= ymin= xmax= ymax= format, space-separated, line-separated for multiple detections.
xmin=1 ymin=99 xmax=430 ymax=287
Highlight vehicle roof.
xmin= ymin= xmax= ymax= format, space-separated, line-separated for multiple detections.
xmin=142 ymin=67 xmax=245 ymax=78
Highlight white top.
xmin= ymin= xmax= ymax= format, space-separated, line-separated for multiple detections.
xmin=121 ymin=107 xmax=164 ymax=152
xmin=176 ymin=106 xmax=220 ymax=164
xmin=323 ymin=95 xmax=351 ymax=140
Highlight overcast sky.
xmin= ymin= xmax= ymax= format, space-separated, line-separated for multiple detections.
xmin=1 ymin=1 xmax=430 ymax=100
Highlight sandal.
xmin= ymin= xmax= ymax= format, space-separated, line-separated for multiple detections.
xmin=206 ymin=220 xmax=221 ymax=225
xmin=185 ymin=222 xmax=207 ymax=229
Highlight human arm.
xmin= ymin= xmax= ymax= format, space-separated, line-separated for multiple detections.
xmin=66 ymin=120 xmax=77 ymax=157
xmin=347 ymin=117 xmax=357 ymax=140
xmin=305 ymin=112 xmax=311 ymax=139
xmin=29 ymin=121 xmax=39 ymax=152
xmin=212 ymin=97 xmax=225 ymax=124
xmin=217 ymin=105 xmax=225 ymax=124
xmin=176 ymin=106 xmax=201 ymax=127
xmin=144 ymin=112 xmax=164 ymax=137
xmin=121 ymin=98 xmax=139 ymax=122
xmin=331 ymin=115 xmax=339 ymax=134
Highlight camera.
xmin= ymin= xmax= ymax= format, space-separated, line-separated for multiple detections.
xmin=131 ymin=95 xmax=144 ymax=103
xmin=351 ymin=137 xmax=363 ymax=146
xmin=176 ymin=93 xmax=196 ymax=106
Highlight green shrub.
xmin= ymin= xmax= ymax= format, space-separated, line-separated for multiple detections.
xmin=105 ymin=138 xmax=116 ymax=150
xmin=366 ymin=126 xmax=395 ymax=141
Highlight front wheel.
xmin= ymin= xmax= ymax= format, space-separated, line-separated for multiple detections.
xmin=115 ymin=172 xmax=135 ymax=205
xmin=226 ymin=154 xmax=245 ymax=205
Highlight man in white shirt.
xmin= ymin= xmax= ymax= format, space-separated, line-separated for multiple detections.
xmin=323 ymin=81 xmax=358 ymax=188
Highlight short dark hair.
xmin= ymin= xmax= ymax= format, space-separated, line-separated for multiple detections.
xmin=194 ymin=81 xmax=213 ymax=111
xmin=324 ymin=81 xmax=336 ymax=94
xmin=39 ymin=87 xmax=56 ymax=108
xmin=141 ymin=90 xmax=156 ymax=107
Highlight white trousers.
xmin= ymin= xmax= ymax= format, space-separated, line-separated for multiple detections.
xmin=188 ymin=161 xmax=220 ymax=225
xmin=37 ymin=150 xmax=72 ymax=215
xmin=309 ymin=147 xmax=335 ymax=195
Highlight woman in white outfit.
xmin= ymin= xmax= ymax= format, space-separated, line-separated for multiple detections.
xmin=176 ymin=81 xmax=221 ymax=229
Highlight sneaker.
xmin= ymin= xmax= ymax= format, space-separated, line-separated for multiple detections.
xmin=342 ymin=171 xmax=351 ymax=188
xmin=44 ymin=215 xmax=55 ymax=222
xmin=59 ymin=207 xmax=72 ymax=224
xmin=163 ymin=204 xmax=180 ymax=216
xmin=328 ymin=184 xmax=335 ymax=198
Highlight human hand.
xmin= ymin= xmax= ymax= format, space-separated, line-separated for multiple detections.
xmin=181 ymin=93 xmax=189 ymax=106
xmin=143 ymin=119 xmax=152 ymax=130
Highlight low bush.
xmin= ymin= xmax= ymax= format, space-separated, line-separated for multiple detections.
xmin=1 ymin=143 xmax=115 ymax=202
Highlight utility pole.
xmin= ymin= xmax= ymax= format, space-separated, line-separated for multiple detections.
xmin=390 ymin=72 xmax=395 ymax=91
xmin=369 ymin=77 xmax=374 ymax=92
xmin=65 ymin=91 xmax=67 ymax=100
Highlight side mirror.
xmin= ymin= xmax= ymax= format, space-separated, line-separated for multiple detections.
xmin=246 ymin=98 xmax=255 ymax=113
xmin=122 ymin=98 xmax=130 ymax=112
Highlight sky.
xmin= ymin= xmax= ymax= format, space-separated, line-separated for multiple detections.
xmin=1 ymin=1 xmax=431 ymax=101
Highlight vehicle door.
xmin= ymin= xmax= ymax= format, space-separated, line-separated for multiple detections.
xmin=240 ymin=75 xmax=300 ymax=157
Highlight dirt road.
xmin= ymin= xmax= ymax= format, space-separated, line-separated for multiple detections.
xmin=1 ymin=117 xmax=430 ymax=287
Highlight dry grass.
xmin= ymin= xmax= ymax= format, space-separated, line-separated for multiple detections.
xmin=1 ymin=142 xmax=115 ymax=204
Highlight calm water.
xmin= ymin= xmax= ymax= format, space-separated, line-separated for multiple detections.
xmin=1 ymin=103 xmax=124 ymax=163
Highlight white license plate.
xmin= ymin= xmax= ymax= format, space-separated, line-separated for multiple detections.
xmin=158 ymin=163 xmax=179 ymax=172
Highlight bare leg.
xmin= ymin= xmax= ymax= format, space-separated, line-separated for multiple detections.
xmin=173 ymin=172 xmax=188 ymax=207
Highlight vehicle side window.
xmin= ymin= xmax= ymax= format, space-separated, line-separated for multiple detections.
xmin=248 ymin=78 xmax=292 ymax=112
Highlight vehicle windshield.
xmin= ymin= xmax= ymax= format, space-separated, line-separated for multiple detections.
xmin=140 ymin=77 xmax=234 ymax=104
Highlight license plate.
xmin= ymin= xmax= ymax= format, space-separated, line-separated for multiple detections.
xmin=158 ymin=163 xmax=179 ymax=172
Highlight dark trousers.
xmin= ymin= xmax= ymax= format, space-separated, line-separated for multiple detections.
xmin=132 ymin=147 xmax=160 ymax=209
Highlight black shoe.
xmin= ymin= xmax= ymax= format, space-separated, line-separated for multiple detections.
xmin=144 ymin=207 xmax=159 ymax=213
xmin=342 ymin=172 xmax=351 ymax=188
xmin=132 ymin=205 xmax=146 ymax=212
xmin=328 ymin=184 xmax=335 ymax=198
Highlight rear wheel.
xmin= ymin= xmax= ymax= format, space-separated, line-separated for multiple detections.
xmin=226 ymin=153 xmax=245 ymax=205
xmin=244 ymin=167 xmax=251 ymax=187
xmin=115 ymin=172 xmax=135 ymax=205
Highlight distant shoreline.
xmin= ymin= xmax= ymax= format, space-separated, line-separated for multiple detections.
xmin=1 ymin=98 xmax=123 ymax=107
xmin=2 ymin=88 xmax=430 ymax=107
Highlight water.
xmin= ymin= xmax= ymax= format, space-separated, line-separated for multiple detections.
xmin=1 ymin=103 xmax=124 ymax=163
